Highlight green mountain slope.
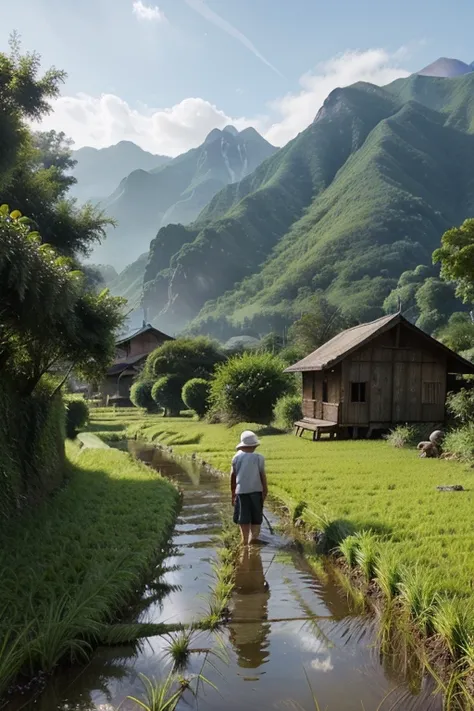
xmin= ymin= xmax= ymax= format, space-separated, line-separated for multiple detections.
xmin=70 ymin=141 xmax=170 ymax=204
xmin=141 ymin=73 xmax=474 ymax=338
xmin=91 ymin=126 xmax=276 ymax=271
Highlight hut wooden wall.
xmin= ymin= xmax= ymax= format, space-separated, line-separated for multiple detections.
xmin=340 ymin=323 xmax=446 ymax=426
xmin=301 ymin=322 xmax=447 ymax=427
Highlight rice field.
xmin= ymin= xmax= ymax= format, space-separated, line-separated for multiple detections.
xmin=0 ymin=441 xmax=179 ymax=696
xmin=90 ymin=409 xmax=474 ymax=600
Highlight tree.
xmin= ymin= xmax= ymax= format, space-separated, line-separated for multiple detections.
xmin=0 ymin=207 xmax=125 ymax=393
xmin=151 ymin=376 xmax=184 ymax=417
xmin=0 ymin=33 xmax=66 ymax=188
xmin=437 ymin=313 xmax=474 ymax=353
xmin=130 ymin=381 xmax=155 ymax=411
xmin=433 ymin=219 xmax=474 ymax=304
xmin=210 ymin=352 xmax=290 ymax=424
xmin=288 ymin=293 xmax=349 ymax=354
xmin=145 ymin=337 xmax=224 ymax=382
xmin=182 ymin=378 xmax=211 ymax=418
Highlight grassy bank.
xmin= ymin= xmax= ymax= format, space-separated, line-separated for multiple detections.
xmin=0 ymin=441 xmax=179 ymax=698
xmin=87 ymin=409 xmax=474 ymax=672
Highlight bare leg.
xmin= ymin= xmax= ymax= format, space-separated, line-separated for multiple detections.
xmin=240 ymin=524 xmax=251 ymax=546
xmin=250 ymin=524 xmax=261 ymax=543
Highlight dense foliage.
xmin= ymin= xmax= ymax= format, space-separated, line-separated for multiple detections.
xmin=151 ymin=376 xmax=184 ymax=417
xmin=130 ymin=380 xmax=155 ymax=412
xmin=274 ymin=394 xmax=302 ymax=430
xmin=0 ymin=38 xmax=125 ymax=515
xmin=64 ymin=396 xmax=89 ymax=438
xmin=144 ymin=337 xmax=224 ymax=382
xmin=433 ymin=218 xmax=474 ymax=304
xmin=210 ymin=352 xmax=290 ymax=424
xmin=181 ymin=378 xmax=211 ymax=418
xmin=138 ymin=73 xmax=474 ymax=340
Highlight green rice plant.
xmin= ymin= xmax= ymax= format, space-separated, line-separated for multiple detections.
xmin=332 ymin=568 xmax=366 ymax=613
xmin=433 ymin=596 xmax=474 ymax=661
xmin=374 ymin=548 xmax=402 ymax=601
xmin=397 ymin=566 xmax=437 ymax=635
xmin=126 ymin=670 xmax=188 ymax=711
xmin=338 ymin=534 xmax=360 ymax=568
xmin=354 ymin=531 xmax=379 ymax=582
xmin=0 ymin=626 xmax=31 ymax=699
xmin=163 ymin=629 xmax=194 ymax=669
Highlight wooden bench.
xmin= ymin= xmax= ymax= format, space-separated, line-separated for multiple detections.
xmin=294 ymin=418 xmax=338 ymax=441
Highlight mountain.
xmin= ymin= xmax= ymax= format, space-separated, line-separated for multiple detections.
xmin=417 ymin=57 xmax=474 ymax=78
xmin=69 ymin=141 xmax=170 ymax=203
xmin=89 ymin=126 xmax=277 ymax=270
xmin=139 ymin=73 xmax=474 ymax=338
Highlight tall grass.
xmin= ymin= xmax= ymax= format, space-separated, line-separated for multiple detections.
xmin=397 ymin=567 xmax=437 ymax=636
xmin=0 ymin=446 xmax=179 ymax=697
xmin=374 ymin=549 xmax=402 ymax=602
xmin=433 ymin=597 xmax=474 ymax=663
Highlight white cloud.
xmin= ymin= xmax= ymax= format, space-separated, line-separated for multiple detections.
xmin=39 ymin=93 xmax=257 ymax=156
xmin=38 ymin=48 xmax=411 ymax=156
xmin=185 ymin=0 xmax=283 ymax=78
xmin=265 ymin=49 xmax=410 ymax=146
xmin=132 ymin=0 xmax=166 ymax=22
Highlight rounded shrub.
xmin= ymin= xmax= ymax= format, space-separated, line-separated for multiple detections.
xmin=210 ymin=351 xmax=290 ymax=424
xmin=274 ymin=394 xmax=302 ymax=430
xmin=151 ymin=375 xmax=184 ymax=417
xmin=130 ymin=380 xmax=155 ymax=412
xmin=182 ymin=378 xmax=211 ymax=418
xmin=64 ymin=396 xmax=89 ymax=439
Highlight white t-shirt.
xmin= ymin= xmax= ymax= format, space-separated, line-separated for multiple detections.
xmin=231 ymin=451 xmax=265 ymax=494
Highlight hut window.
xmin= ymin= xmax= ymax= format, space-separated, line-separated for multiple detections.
xmin=351 ymin=382 xmax=367 ymax=403
xmin=322 ymin=378 xmax=328 ymax=403
xmin=422 ymin=382 xmax=441 ymax=404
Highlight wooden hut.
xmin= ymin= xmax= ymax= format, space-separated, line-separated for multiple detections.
xmin=285 ymin=313 xmax=474 ymax=439
xmin=99 ymin=324 xmax=173 ymax=405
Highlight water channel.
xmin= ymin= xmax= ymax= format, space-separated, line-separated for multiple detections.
xmin=10 ymin=441 xmax=443 ymax=711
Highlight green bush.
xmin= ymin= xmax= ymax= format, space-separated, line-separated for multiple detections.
xmin=274 ymin=394 xmax=302 ymax=430
xmin=446 ymin=388 xmax=474 ymax=425
xmin=145 ymin=337 xmax=224 ymax=382
xmin=384 ymin=424 xmax=425 ymax=448
xmin=130 ymin=381 xmax=155 ymax=412
xmin=210 ymin=352 xmax=290 ymax=424
xmin=182 ymin=378 xmax=211 ymax=418
xmin=0 ymin=378 xmax=65 ymax=518
xmin=151 ymin=376 xmax=184 ymax=417
xmin=64 ymin=396 xmax=89 ymax=439
xmin=443 ymin=424 xmax=474 ymax=462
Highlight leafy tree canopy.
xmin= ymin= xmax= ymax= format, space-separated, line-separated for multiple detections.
xmin=433 ymin=218 xmax=474 ymax=304
xmin=144 ymin=337 xmax=225 ymax=383
xmin=287 ymin=292 xmax=351 ymax=355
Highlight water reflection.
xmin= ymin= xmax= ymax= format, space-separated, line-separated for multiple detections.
xmin=228 ymin=547 xmax=271 ymax=670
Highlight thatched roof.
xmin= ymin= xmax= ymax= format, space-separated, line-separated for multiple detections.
xmin=285 ymin=313 xmax=474 ymax=374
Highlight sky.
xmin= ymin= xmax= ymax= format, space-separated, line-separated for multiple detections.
xmin=1 ymin=0 xmax=474 ymax=156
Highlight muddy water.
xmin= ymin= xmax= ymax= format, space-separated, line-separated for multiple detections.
xmin=9 ymin=442 xmax=442 ymax=711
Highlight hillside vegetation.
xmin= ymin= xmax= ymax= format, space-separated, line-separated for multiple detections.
xmin=140 ymin=73 xmax=474 ymax=339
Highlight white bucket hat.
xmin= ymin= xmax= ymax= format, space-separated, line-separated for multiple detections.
xmin=236 ymin=430 xmax=260 ymax=450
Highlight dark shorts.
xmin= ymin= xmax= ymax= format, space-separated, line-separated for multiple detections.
xmin=233 ymin=492 xmax=264 ymax=525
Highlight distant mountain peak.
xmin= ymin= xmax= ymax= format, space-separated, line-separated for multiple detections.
xmin=223 ymin=125 xmax=239 ymax=136
xmin=204 ymin=128 xmax=223 ymax=144
xmin=416 ymin=57 xmax=473 ymax=78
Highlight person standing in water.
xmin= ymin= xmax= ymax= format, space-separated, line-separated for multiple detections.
xmin=231 ymin=430 xmax=268 ymax=546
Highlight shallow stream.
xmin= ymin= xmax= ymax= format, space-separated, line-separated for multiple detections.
xmin=8 ymin=442 xmax=443 ymax=711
